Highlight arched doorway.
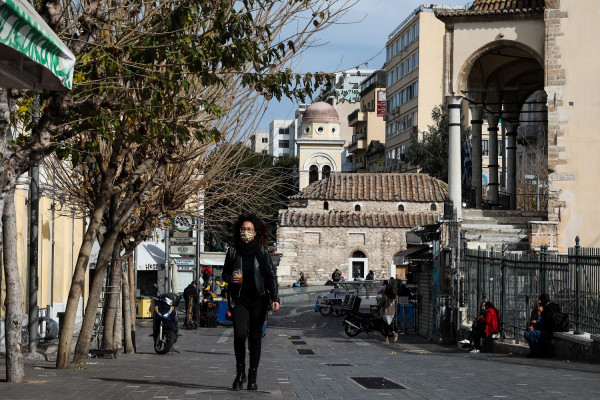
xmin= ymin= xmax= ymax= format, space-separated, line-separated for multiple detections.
xmin=348 ymin=250 xmax=367 ymax=280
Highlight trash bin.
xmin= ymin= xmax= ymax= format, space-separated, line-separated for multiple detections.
xmin=136 ymin=297 xmax=153 ymax=318
xmin=397 ymin=303 xmax=415 ymax=332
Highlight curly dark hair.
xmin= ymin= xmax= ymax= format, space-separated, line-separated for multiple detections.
xmin=232 ymin=213 xmax=269 ymax=247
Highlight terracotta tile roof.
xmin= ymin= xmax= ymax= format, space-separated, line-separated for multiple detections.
xmin=437 ymin=0 xmax=544 ymax=18
xmin=279 ymin=210 xmax=438 ymax=228
xmin=292 ymin=173 xmax=448 ymax=203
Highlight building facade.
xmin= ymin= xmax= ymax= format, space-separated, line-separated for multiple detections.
xmin=276 ymin=173 xmax=448 ymax=284
xmin=437 ymin=0 xmax=600 ymax=251
xmin=347 ymin=70 xmax=387 ymax=172
xmin=246 ymin=131 xmax=269 ymax=155
xmin=384 ymin=4 xmax=461 ymax=172
xmin=269 ymin=119 xmax=299 ymax=160
xmin=315 ymin=68 xmax=375 ymax=172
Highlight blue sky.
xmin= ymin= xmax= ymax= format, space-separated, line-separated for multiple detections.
xmin=258 ymin=0 xmax=468 ymax=131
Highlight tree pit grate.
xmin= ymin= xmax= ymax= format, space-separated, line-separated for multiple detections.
xmin=292 ymin=341 xmax=307 ymax=345
xmin=297 ymin=349 xmax=315 ymax=355
xmin=350 ymin=377 xmax=406 ymax=390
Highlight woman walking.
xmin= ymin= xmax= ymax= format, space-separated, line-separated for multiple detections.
xmin=378 ymin=284 xmax=398 ymax=343
xmin=223 ymin=213 xmax=280 ymax=391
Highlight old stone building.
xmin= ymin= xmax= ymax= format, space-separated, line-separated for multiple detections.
xmin=276 ymin=173 xmax=448 ymax=284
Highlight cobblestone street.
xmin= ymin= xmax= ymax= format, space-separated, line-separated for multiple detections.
xmin=1 ymin=301 xmax=600 ymax=399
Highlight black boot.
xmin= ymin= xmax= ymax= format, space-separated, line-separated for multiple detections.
xmin=232 ymin=363 xmax=246 ymax=390
xmin=247 ymin=368 xmax=258 ymax=390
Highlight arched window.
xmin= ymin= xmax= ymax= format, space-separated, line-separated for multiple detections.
xmin=322 ymin=165 xmax=331 ymax=180
xmin=430 ymin=203 xmax=437 ymax=211
xmin=398 ymin=204 xmax=405 ymax=212
xmin=324 ymin=201 xmax=329 ymax=210
xmin=354 ymin=204 xmax=361 ymax=212
xmin=309 ymin=165 xmax=318 ymax=184
xmin=352 ymin=250 xmax=366 ymax=258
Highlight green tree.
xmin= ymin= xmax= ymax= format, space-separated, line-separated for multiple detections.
xmin=403 ymin=104 xmax=469 ymax=183
xmin=8 ymin=0 xmax=355 ymax=370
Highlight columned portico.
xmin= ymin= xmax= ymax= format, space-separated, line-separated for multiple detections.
xmin=504 ymin=121 xmax=519 ymax=210
xmin=469 ymin=105 xmax=484 ymax=209
xmin=486 ymin=114 xmax=500 ymax=207
xmin=448 ymin=96 xmax=463 ymax=219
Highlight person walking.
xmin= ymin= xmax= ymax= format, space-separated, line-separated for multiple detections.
xmin=378 ymin=284 xmax=398 ymax=344
xmin=223 ymin=213 xmax=280 ymax=391
xmin=183 ymin=281 xmax=199 ymax=328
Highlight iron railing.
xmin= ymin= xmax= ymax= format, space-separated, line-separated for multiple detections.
xmin=461 ymin=238 xmax=600 ymax=344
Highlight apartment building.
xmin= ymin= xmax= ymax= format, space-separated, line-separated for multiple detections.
xmin=246 ymin=131 xmax=269 ymax=154
xmin=269 ymin=119 xmax=299 ymax=160
xmin=384 ymin=5 xmax=460 ymax=172
xmin=315 ymin=68 xmax=375 ymax=172
xmin=347 ymin=70 xmax=387 ymax=172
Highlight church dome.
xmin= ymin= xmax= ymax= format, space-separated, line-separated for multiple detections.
xmin=303 ymin=102 xmax=339 ymax=123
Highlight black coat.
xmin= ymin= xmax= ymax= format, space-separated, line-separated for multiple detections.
xmin=183 ymin=284 xmax=199 ymax=303
xmin=222 ymin=245 xmax=279 ymax=304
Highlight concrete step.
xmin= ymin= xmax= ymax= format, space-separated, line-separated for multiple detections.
xmin=466 ymin=240 xmax=529 ymax=251
xmin=462 ymin=209 xmax=546 ymax=219
xmin=462 ymin=224 xmax=527 ymax=234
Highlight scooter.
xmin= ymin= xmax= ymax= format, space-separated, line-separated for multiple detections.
xmin=152 ymin=284 xmax=180 ymax=354
xmin=342 ymin=309 xmax=387 ymax=338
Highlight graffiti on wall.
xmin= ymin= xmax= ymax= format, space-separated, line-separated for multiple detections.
xmin=335 ymin=89 xmax=360 ymax=104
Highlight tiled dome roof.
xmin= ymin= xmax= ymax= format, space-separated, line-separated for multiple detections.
xmin=303 ymin=102 xmax=339 ymax=123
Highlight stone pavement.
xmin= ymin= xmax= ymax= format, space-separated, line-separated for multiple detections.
xmin=1 ymin=301 xmax=600 ymax=399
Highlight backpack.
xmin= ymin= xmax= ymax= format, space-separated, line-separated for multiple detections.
xmin=548 ymin=302 xmax=570 ymax=332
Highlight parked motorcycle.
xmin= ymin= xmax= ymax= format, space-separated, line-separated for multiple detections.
xmin=152 ymin=285 xmax=180 ymax=354
xmin=342 ymin=309 xmax=387 ymax=338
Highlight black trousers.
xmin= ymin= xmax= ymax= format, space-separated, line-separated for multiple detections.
xmin=232 ymin=296 xmax=268 ymax=369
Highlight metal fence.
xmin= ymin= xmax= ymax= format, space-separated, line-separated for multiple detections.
xmin=461 ymin=237 xmax=600 ymax=343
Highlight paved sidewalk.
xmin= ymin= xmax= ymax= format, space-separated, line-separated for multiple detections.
xmin=1 ymin=301 xmax=600 ymax=399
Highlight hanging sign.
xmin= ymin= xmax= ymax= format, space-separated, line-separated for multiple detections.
xmin=170 ymin=245 xmax=195 ymax=255
xmin=172 ymin=214 xmax=196 ymax=233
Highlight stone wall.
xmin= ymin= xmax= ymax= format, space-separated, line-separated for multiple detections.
xmin=277 ymin=225 xmax=409 ymax=283
xmin=303 ymin=199 xmax=442 ymax=214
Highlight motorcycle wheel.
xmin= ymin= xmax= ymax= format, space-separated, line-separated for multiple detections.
xmin=331 ymin=305 xmax=344 ymax=317
xmin=319 ymin=304 xmax=332 ymax=316
xmin=344 ymin=322 xmax=362 ymax=337
xmin=154 ymin=329 xmax=175 ymax=354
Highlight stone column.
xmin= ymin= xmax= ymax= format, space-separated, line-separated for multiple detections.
xmin=486 ymin=114 xmax=500 ymax=207
xmin=504 ymin=121 xmax=519 ymax=210
xmin=470 ymin=105 xmax=484 ymax=209
xmin=448 ymin=96 xmax=463 ymax=219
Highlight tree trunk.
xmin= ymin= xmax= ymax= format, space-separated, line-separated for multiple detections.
xmin=113 ymin=288 xmax=122 ymax=357
xmin=3 ymin=187 xmax=24 ymax=382
xmin=128 ymin=254 xmax=136 ymax=351
xmin=71 ymin=227 xmax=120 ymax=364
xmin=122 ymin=266 xmax=134 ymax=354
xmin=102 ymin=241 xmax=122 ymax=352
xmin=55 ymin=200 xmax=108 ymax=369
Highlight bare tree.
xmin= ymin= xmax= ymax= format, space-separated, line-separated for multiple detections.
xmin=1 ymin=0 xmax=355 ymax=372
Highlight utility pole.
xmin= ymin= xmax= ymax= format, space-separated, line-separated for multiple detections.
xmin=28 ymin=165 xmax=39 ymax=354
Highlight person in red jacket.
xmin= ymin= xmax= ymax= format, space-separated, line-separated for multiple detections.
xmin=470 ymin=301 xmax=500 ymax=353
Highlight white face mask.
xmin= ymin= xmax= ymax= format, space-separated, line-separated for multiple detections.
xmin=240 ymin=231 xmax=254 ymax=243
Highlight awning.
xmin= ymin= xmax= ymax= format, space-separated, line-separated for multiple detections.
xmin=0 ymin=0 xmax=75 ymax=91
xmin=394 ymin=245 xmax=430 ymax=265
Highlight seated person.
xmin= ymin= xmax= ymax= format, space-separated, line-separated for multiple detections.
xmin=524 ymin=293 xmax=556 ymax=357
xmin=332 ymin=269 xmax=341 ymax=283
xmin=365 ymin=270 xmax=374 ymax=280
xmin=294 ymin=272 xmax=308 ymax=287
xmin=461 ymin=301 xmax=500 ymax=353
